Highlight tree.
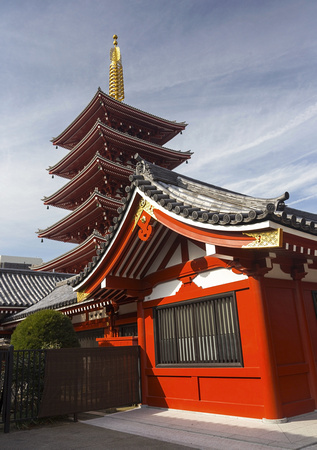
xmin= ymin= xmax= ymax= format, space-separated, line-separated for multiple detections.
xmin=11 ymin=310 xmax=80 ymax=350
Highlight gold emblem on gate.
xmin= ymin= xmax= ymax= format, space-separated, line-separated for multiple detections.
xmin=242 ymin=228 xmax=283 ymax=248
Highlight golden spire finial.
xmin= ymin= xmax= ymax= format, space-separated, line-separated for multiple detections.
xmin=109 ymin=34 xmax=124 ymax=102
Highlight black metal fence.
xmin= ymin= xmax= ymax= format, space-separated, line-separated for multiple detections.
xmin=0 ymin=346 xmax=13 ymax=433
xmin=1 ymin=347 xmax=46 ymax=433
xmin=12 ymin=349 xmax=46 ymax=423
xmin=0 ymin=346 xmax=140 ymax=433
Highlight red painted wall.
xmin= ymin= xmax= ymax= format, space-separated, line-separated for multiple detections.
xmin=264 ymin=278 xmax=317 ymax=418
xmin=139 ymin=276 xmax=317 ymax=419
xmin=140 ymin=278 xmax=267 ymax=419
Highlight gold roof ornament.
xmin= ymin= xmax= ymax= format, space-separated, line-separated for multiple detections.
xmin=109 ymin=34 xmax=125 ymax=102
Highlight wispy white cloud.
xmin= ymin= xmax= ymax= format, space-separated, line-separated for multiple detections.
xmin=1 ymin=0 xmax=317 ymax=261
xmin=188 ymin=100 xmax=317 ymax=168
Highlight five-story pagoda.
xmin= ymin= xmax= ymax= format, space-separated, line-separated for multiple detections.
xmin=36 ymin=36 xmax=191 ymax=273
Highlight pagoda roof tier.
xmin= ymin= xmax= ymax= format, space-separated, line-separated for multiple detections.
xmin=52 ymin=89 xmax=187 ymax=150
xmin=49 ymin=120 xmax=191 ymax=179
xmin=38 ymin=192 xmax=123 ymax=244
xmin=43 ymin=154 xmax=133 ymax=210
xmin=33 ymin=232 xmax=108 ymax=274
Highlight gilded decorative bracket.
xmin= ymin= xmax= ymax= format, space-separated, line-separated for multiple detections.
xmin=242 ymin=228 xmax=283 ymax=248
xmin=133 ymin=198 xmax=156 ymax=241
xmin=77 ymin=291 xmax=90 ymax=303
xmin=134 ymin=198 xmax=156 ymax=225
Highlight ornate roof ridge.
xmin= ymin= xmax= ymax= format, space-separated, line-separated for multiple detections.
xmin=134 ymin=157 xmax=289 ymax=215
xmin=270 ymin=206 xmax=317 ymax=233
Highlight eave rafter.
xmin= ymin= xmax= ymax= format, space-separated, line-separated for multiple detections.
xmin=44 ymin=154 xmax=132 ymax=210
xmin=50 ymin=120 xmax=190 ymax=179
xmin=38 ymin=192 xmax=123 ymax=244
xmin=34 ymin=233 xmax=108 ymax=274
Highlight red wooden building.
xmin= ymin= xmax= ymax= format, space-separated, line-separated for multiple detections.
xmin=64 ymin=156 xmax=317 ymax=422
xmin=29 ymin=36 xmax=317 ymax=421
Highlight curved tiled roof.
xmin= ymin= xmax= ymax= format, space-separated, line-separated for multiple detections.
xmin=132 ymin=159 xmax=317 ymax=233
xmin=0 ymin=268 xmax=72 ymax=308
xmin=132 ymin=159 xmax=288 ymax=225
xmin=2 ymin=278 xmax=77 ymax=324
xmin=69 ymin=158 xmax=317 ymax=288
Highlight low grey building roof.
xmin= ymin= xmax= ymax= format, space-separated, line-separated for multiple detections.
xmin=0 ymin=268 xmax=72 ymax=308
xmin=2 ymin=278 xmax=77 ymax=323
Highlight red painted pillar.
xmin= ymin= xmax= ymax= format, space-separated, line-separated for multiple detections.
xmin=137 ymin=299 xmax=148 ymax=405
xmin=249 ymin=275 xmax=284 ymax=420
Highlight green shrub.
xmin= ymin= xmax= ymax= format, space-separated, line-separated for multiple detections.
xmin=11 ymin=310 xmax=80 ymax=350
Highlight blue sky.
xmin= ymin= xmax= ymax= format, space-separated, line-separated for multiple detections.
xmin=1 ymin=0 xmax=317 ymax=263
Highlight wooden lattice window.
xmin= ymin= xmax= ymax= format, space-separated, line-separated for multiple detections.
xmin=154 ymin=292 xmax=243 ymax=367
xmin=119 ymin=323 xmax=138 ymax=337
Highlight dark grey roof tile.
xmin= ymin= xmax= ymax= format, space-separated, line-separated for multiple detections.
xmin=2 ymin=281 xmax=77 ymax=323
xmin=0 ymin=268 xmax=72 ymax=308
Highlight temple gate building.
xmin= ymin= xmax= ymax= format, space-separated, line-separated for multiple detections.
xmin=3 ymin=36 xmax=317 ymax=421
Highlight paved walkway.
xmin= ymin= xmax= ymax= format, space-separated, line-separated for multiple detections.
xmin=2 ymin=407 xmax=317 ymax=449
xmin=83 ymin=407 xmax=317 ymax=449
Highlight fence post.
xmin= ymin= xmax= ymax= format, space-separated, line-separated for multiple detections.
xmin=3 ymin=345 xmax=14 ymax=433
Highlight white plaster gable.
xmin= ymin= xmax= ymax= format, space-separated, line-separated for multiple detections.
xmin=144 ymin=279 xmax=182 ymax=302
xmin=188 ymin=240 xmax=206 ymax=260
xmin=71 ymin=313 xmax=86 ymax=324
xmin=144 ymin=267 xmax=248 ymax=302
xmin=264 ymin=264 xmax=292 ymax=280
xmin=194 ymin=267 xmax=248 ymax=289
xmin=166 ymin=244 xmax=182 ymax=268
xmin=119 ymin=303 xmax=137 ymax=314
xmin=145 ymin=233 xmax=179 ymax=275
xmin=303 ymin=264 xmax=317 ymax=282
xmin=143 ymin=236 xmax=206 ymax=277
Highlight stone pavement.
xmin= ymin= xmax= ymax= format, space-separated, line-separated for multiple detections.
xmin=1 ymin=418 xmax=188 ymax=450
xmin=82 ymin=406 xmax=317 ymax=449
xmin=1 ymin=406 xmax=317 ymax=449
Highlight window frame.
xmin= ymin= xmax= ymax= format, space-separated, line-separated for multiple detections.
xmin=119 ymin=323 xmax=138 ymax=337
xmin=153 ymin=291 xmax=243 ymax=368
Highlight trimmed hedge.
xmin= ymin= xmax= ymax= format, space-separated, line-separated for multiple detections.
xmin=11 ymin=310 xmax=80 ymax=350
